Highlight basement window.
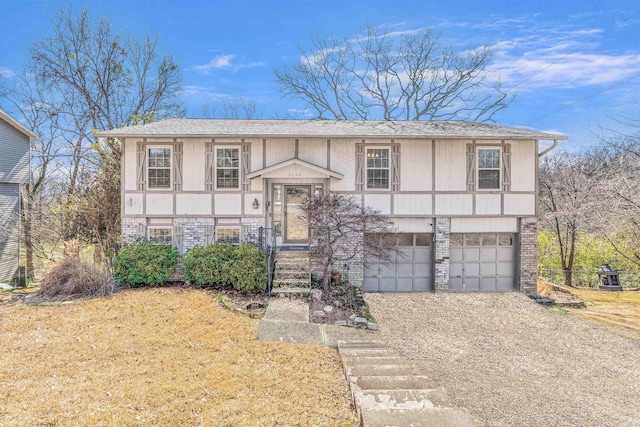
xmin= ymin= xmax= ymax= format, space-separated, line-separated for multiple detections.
xmin=216 ymin=227 xmax=240 ymax=244
xmin=148 ymin=227 xmax=172 ymax=245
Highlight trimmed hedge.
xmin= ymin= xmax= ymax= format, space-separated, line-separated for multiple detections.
xmin=183 ymin=244 xmax=267 ymax=294
xmin=113 ymin=244 xmax=179 ymax=287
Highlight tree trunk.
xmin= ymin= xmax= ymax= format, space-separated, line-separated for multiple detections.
xmin=20 ymin=191 xmax=34 ymax=280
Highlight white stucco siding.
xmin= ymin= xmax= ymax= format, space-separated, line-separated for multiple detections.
xmin=266 ymin=138 xmax=295 ymax=166
xmin=434 ymin=139 xmax=466 ymax=191
xmin=146 ymin=193 xmax=173 ymax=215
xmin=329 ymin=139 xmax=356 ymax=191
xmin=123 ymin=192 xmax=143 ymax=215
xmin=183 ymin=139 xmax=206 ymax=191
xmin=298 ymin=138 xmax=327 ymax=168
xmin=504 ymin=194 xmax=536 ymax=215
xmin=451 ymin=217 xmax=518 ymax=233
xmin=401 ymin=139 xmax=432 ymax=191
xmin=475 ymin=194 xmax=501 ymax=215
xmin=392 ymin=217 xmax=434 ymax=233
xmin=243 ymin=193 xmax=263 ymax=215
xmin=124 ymin=139 xmax=137 ymax=191
xmin=215 ymin=193 xmax=242 ymax=215
xmin=510 ymin=140 xmax=536 ymax=192
xmin=394 ymin=194 xmax=432 ymax=215
xmin=176 ymin=194 xmax=212 ymax=215
xmin=435 ymin=194 xmax=473 ymax=215
xmin=365 ymin=193 xmax=391 ymax=215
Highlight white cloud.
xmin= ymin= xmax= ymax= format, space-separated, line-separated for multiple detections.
xmin=0 ymin=66 xmax=15 ymax=78
xmin=193 ymin=54 xmax=265 ymax=75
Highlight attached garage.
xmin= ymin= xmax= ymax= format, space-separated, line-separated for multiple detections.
xmin=449 ymin=233 xmax=516 ymax=292
xmin=364 ymin=233 xmax=432 ymax=292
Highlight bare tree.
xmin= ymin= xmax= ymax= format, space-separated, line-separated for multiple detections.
xmin=29 ymin=7 xmax=184 ymax=159
xmin=275 ymin=26 xmax=510 ymax=121
xmin=201 ymin=97 xmax=263 ymax=119
xmin=302 ymin=192 xmax=398 ymax=292
xmin=539 ymin=153 xmax=602 ymax=286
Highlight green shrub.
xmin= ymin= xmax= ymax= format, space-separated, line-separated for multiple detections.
xmin=183 ymin=244 xmax=267 ymax=294
xmin=183 ymin=244 xmax=238 ymax=287
xmin=230 ymin=244 xmax=267 ymax=294
xmin=113 ymin=244 xmax=179 ymax=287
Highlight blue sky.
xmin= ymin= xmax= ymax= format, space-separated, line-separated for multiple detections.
xmin=1 ymin=0 xmax=639 ymax=150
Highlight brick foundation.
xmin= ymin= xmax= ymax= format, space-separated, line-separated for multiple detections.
xmin=434 ymin=217 xmax=450 ymax=291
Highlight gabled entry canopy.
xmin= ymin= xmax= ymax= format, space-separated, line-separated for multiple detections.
xmin=247 ymin=158 xmax=344 ymax=180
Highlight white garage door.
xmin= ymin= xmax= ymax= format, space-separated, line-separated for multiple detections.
xmin=449 ymin=233 xmax=515 ymax=292
xmin=364 ymin=233 xmax=432 ymax=292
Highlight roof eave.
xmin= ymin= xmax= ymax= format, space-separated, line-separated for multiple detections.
xmin=0 ymin=109 xmax=39 ymax=141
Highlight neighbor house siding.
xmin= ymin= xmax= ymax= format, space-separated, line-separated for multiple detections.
xmin=0 ymin=117 xmax=30 ymax=184
xmin=0 ymin=183 xmax=20 ymax=282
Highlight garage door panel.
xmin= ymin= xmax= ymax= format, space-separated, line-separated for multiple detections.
xmin=414 ymin=263 xmax=430 ymax=276
xmin=450 ymin=277 xmax=463 ymax=292
xmin=379 ymin=264 xmax=395 ymax=277
xmin=414 ymin=278 xmax=429 ymax=291
xmin=463 ymin=277 xmax=480 ymax=291
xmin=450 ymin=248 xmax=463 ymax=262
xmin=363 ymin=278 xmax=379 ymax=291
xmin=480 ymin=263 xmax=496 ymax=276
xmin=397 ymin=263 xmax=414 ymax=276
xmin=414 ymin=248 xmax=430 ymax=260
xmin=465 ymin=248 xmax=480 ymax=262
xmin=379 ymin=278 xmax=397 ymax=291
xmin=465 ymin=263 xmax=480 ymax=276
xmin=396 ymin=278 xmax=414 ymax=292
xmin=480 ymin=248 xmax=496 ymax=261
xmin=398 ymin=248 xmax=413 ymax=261
xmin=497 ymin=263 xmax=514 ymax=276
xmin=497 ymin=247 xmax=514 ymax=262
xmin=497 ymin=277 xmax=514 ymax=291
xmin=450 ymin=263 xmax=463 ymax=277
xmin=481 ymin=277 xmax=497 ymax=291
xmin=364 ymin=264 xmax=379 ymax=278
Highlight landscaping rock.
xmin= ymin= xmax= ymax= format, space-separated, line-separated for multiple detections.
xmin=313 ymin=310 xmax=326 ymax=318
xmin=367 ymin=322 xmax=378 ymax=331
xmin=311 ymin=289 xmax=323 ymax=301
xmin=333 ymin=300 xmax=342 ymax=307
xmin=323 ymin=305 xmax=334 ymax=313
xmin=354 ymin=317 xmax=368 ymax=325
xmin=335 ymin=320 xmax=347 ymax=326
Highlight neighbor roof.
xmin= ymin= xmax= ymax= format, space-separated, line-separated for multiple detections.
xmin=95 ymin=119 xmax=567 ymax=140
xmin=0 ymin=108 xmax=39 ymax=141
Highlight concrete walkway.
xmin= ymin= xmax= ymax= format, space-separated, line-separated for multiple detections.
xmin=258 ymin=298 xmax=375 ymax=347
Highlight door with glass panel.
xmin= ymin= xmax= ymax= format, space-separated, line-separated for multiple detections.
xmin=283 ymin=186 xmax=310 ymax=243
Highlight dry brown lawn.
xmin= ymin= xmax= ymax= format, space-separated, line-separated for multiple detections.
xmin=0 ymin=288 xmax=358 ymax=426
xmin=564 ymin=287 xmax=640 ymax=340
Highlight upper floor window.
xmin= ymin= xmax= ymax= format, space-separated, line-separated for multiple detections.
xmin=216 ymin=148 xmax=240 ymax=189
xmin=148 ymin=147 xmax=172 ymax=189
xmin=366 ymin=148 xmax=389 ymax=189
xmin=477 ymin=148 xmax=500 ymax=190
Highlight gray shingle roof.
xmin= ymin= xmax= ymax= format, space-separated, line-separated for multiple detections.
xmin=95 ymin=119 xmax=567 ymax=140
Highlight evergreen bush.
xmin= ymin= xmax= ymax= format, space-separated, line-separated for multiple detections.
xmin=113 ymin=244 xmax=179 ymax=287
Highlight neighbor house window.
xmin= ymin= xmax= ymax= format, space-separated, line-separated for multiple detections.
xmin=148 ymin=147 xmax=172 ymax=189
xmin=216 ymin=148 xmax=240 ymax=189
xmin=217 ymin=227 xmax=240 ymax=244
xmin=366 ymin=148 xmax=389 ymax=189
xmin=148 ymin=227 xmax=172 ymax=244
xmin=477 ymin=148 xmax=500 ymax=190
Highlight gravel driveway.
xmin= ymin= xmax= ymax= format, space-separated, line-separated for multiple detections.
xmin=365 ymin=293 xmax=640 ymax=427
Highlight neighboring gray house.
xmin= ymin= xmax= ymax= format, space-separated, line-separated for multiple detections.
xmin=97 ymin=119 xmax=566 ymax=293
xmin=0 ymin=109 xmax=36 ymax=283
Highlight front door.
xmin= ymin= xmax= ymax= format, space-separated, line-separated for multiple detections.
xmin=284 ymin=186 xmax=310 ymax=243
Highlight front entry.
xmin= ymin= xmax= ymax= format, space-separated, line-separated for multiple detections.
xmin=284 ymin=186 xmax=310 ymax=243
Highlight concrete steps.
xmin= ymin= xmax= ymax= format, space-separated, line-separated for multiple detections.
xmin=338 ymin=341 xmax=476 ymax=427
xmin=272 ymin=250 xmax=311 ymax=290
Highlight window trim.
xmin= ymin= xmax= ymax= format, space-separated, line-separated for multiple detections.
xmin=147 ymin=145 xmax=173 ymax=191
xmin=365 ymin=147 xmax=391 ymax=190
xmin=476 ymin=146 xmax=501 ymax=191
xmin=216 ymin=226 xmax=241 ymax=245
xmin=215 ymin=146 xmax=241 ymax=190
xmin=148 ymin=226 xmax=173 ymax=245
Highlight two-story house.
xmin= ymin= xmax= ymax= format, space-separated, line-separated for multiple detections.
xmin=96 ymin=120 xmax=566 ymax=293
xmin=0 ymin=109 xmax=36 ymax=284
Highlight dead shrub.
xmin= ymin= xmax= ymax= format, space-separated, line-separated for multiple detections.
xmin=36 ymin=257 xmax=118 ymax=301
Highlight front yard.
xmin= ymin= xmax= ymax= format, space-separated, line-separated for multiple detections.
xmin=0 ymin=288 xmax=358 ymax=426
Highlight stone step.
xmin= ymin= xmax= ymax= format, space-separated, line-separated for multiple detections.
xmin=338 ymin=340 xmax=386 ymax=349
xmin=346 ymin=364 xmax=418 ymax=377
xmin=272 ymin=278 xmax=311 ymax=288
xmin=349 ymin=375 xmax=436 ymax=391
xmin=354 ymin=388 xmax=452 ymax=411
xmin=339 ymin=348 xmax=401 ymax=358
xmin=341 ymin=356 xmax=409 ymax=367
xmin=269 ymin=287 xmax=311 ymax=297
xmin=275 ymin=270 xmax=311 ymax=280
xmin=276 ymin=251 xmax=310 ymax=259
xmin=359 ymin=406 xmax=476 ymax=427
xmin=275 ymin=260 xmax=310 ymax=269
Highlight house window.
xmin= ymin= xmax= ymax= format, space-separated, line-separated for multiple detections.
xmin=477 ymin=148 xmax=501 ymax=190
xmin=148 ymin=227 xmax=172 ymax=245
xmin=148 ymin=147 xmax=172 ymax=189
xmin=216 ymin=148 xmax=240 ymax=189
xmin=366 ymin=148 xmax=389 ymax=189
xmin=217 ymin=227 xmax=240 ymax=244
